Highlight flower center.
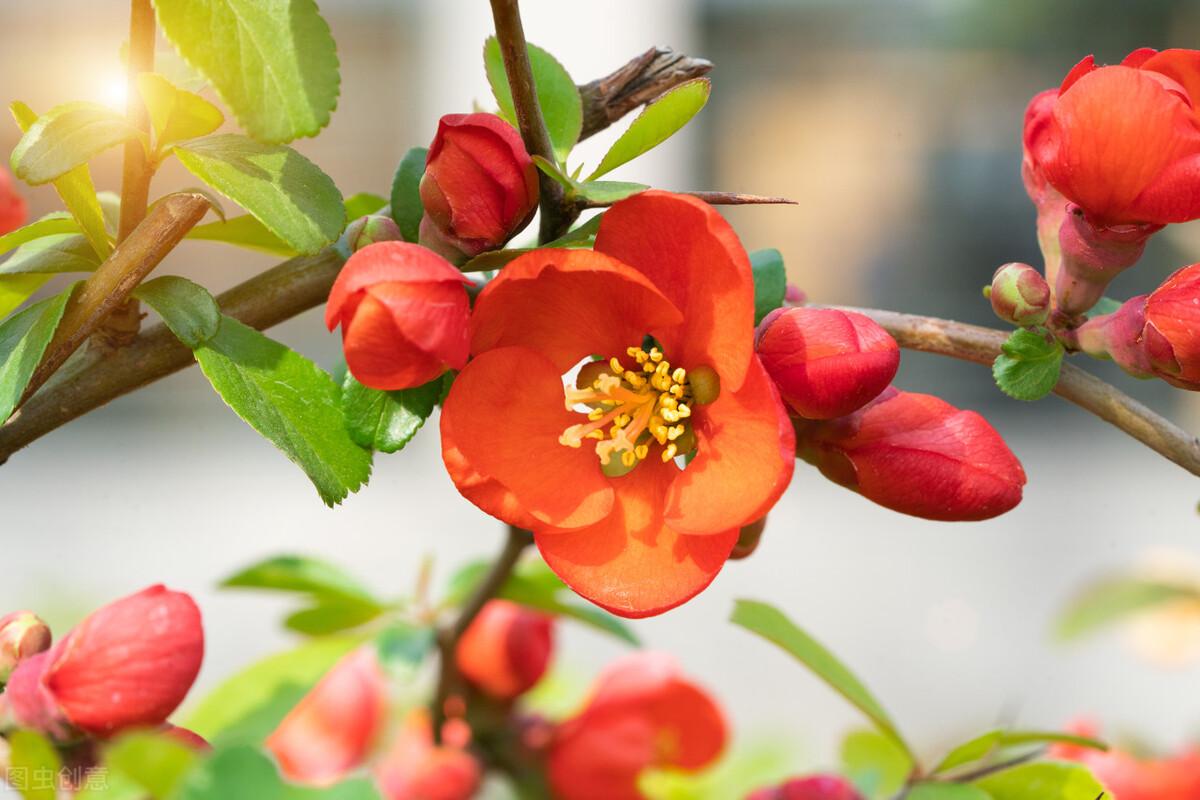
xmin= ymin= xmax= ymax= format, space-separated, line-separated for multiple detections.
xmin=558 ymin=345 xmax=695 ymax=475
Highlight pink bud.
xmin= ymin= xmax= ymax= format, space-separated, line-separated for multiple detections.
xmin=0 ymin=611 xmax=51 ymax=682
xmin=1068 ymin=296 xmax=1155 ymax=379
xmin=756 ymin=307 xmax=899 ymax=419
xmin=455 ymin=600 xmax=554 ymax=701
xmin=344 ymin=214 xmax=403 ymax=252
xmin=989 ymin=263 xmax=1050 ymax=327
xmin=747 ymin=775 xmax=864 ymax=800
xmin=373 ymin=711 xmax=481 ymax=800
xmin=0 ymin=166 xmax=28 ymax=236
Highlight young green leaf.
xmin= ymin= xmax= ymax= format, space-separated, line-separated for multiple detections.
xmin=134 ymin=275 xmax=221 ymax=348
xmin=10 ymin=101 xmax=111 ymax=259
xmin=840 ymin=729 xmax=913 ymax=800
xmin=750 ymin=248 xmax=787 ymax=325
xmin=154 ymin=0 xmax=340 ymax=144
xmin=992 ymin=328 xmax=1063 ymax=402
xmin=7 ymin=730 xmax=62 ymax=800
xmin=344 ymin=192 xmax=388 ymax=221
xmin=174 ymin=134 xmax=344 ymax=255
xmin=185 ymin=215 xmax=298 ymax=257
xmin=10 ymin=102 xmax=143 ymax=185
xmin=731 ymin=599 xmax=913 ymax=759
xmin=1056 ymin=577 xmax=1200 ymax=641
xmin=0 ymin=275 xmax=52 ymax=321
xmin=222 ymin=554 xmax=380 ymax=605
xmin=341 ymin=372 xmax=446 ymax=454
xmin=284 ymin=599 xmax=385 ymax=636
xmin=0 ymin=214 xmax=80 ymax=257
xmin=193 ymin=316 xmax=372 ymax=506
xmin=587 ymin=78 xmax=711 ymax=180
xmin=484 ymin=37 xmax=583 ymax=162
xmin=137 ymin=72 xmax=224 ymax=151
xmin=375 ymin=622 xmax=436 ymax=671
xmin=103 ymin=732 xmax=201 ymax=799
xmin=974 ymin=762 xmax=1105 ymax=800
xmin=907 ymin=786 xmax=992 ymax=800
xmin=573 ymin=180 xmax=648 ymax=205
xmin=0 ymin=286 xmax=74 ymax=422
xmin=933 ymin=729 xmax=1107 ymax=775
xmin=0 ymin=234 xmax=101 ymax=277
xmin=390 ymin=147 xmax=428 ymax=243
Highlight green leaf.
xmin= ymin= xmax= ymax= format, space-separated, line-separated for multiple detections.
xmin=194 ymin=316 xmax=372 ymax=505
xmin=186 ymin=215 xmax=298 ymax=257
xmin=174 ymin=134 xmax=344 ymax=255
xmin=731 ymin=599 xmax=912 ymax=759
xmin=0 ymin=275 xmax=52 ymax=320
xmin=10 ymin=102 xmax=143 ymax=185
xmin=484 ymin=37 xmax=583 ymax=161
xmin=284 ymin=599 xmax=384 ymax=636
xmin=974 ymin=762 xmax=1105 ymax=800
xmin=154 ymin=0 xmax=340 ymax=144
xmin=10 ymin=101 xmax=111 ymax=259
xmin=341 ymin=372 xmax=445 ymax=454
xmin=344 ymin=192 xmax=388 ymax=221
xmin=1056 ymin=577 xmax=1200 ymax=641
xmin=138 ymin=73 xmax=224 ymax=152
xmin=6 ymin=730 xmax=62 ymax=800
xmin=750 ymin=248 xmax=787 ymax=325
xmin=176 ymin=744 xmax=381 ymax=800
xmin=908 ymin=786 xmax=992 ymax=800
xmin=0 ymin=234 xmax=101 ymax=276
xmin=375 ymin=621 xmax=436 ymax=671
xmin=933 ymin=730 xmax=1106 ymax=775
xmin=587 ymin=78 xmax=710 ymax=180
xmin=992 ymin=328 xmax=1063 ymax=402
xmin=0 ymin=215 xmax=80 ymax=257
xmin=223 ymin=554 xmax=380 ymax=605
xmin=0 ymin=286 xmax=73 ymax=422
xmin=574 ymin=180 xmax=647 ymax=205
xmin=389 ymin=147 xmax=428 ymax=243
xmin=840 ymin=729 xmax=913 ymax=800
xmin=134 ymin=275 xmax=221 ymax=348
xmin=103 ymin=732 xmax=200 ymax=798
xmin=184 ymin=636 xmax=364 ymax=744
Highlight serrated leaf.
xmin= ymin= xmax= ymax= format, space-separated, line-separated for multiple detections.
xmin=732 ymin=599 xmax=912 ymax=759
xmin=153 ymin=0 xmax=340 ymax=144
xmin=10 ymin=102 xmax=143 ymax=185
xmin=587 ymin=78 xmax=710 ymax=180
xmin=0 ymin=234 xmax=101 ymax=276
xmin=484 ymin=37 xmax=582 ymax=161
xmin=174 ymin=134 xmax=344 ymax=254
xmin=1056 ymin=577 xmax=1200 ymax=641
xmin=138 ymin=73 xmax=224 ymax=152
xmin=103 ymin=732 xmax=200 ymax=799
xmin=389 ymin=147 xmax=428 ymax=243
xmin=750 ymin=248 xmax=787 ymax=325
xmin=0 ymin=286 xmax=73 ymax=422
xmin=7 ymin=730 xmax=62 ymax=800
xmin=341 ymin=372 xmax=444 ymax=454
xmin=10 ymin=101 xmax=111 ymax=259
xmin=186 ymin=215 xmax=297 ymax=257
xmin=344 ymin=192 xmax=388 ymax=221
xmin=0 ymin=214 xmax=80 ymax=257
xmin=974 ymin=762 xmax=1105 ymax=800
xmin=992 ymin=328 xmax=1063 ymax=402
xmin=222 ymin=554 xmax=380 ymax=604
xmin=841 ymin=729 xmax=913 ymax=800
xmin=194 ymin=316 xmax=372 ymax=506
xmin=134 ymin=275 xmax=221 ymax=348
xmin=908 ymin=785 xmax=992 ymax=800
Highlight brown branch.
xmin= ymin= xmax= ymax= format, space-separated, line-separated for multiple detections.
xmin=579 ymin=47 xmax=713 ymax=141
xmin=832 ymin=306 xmax=1200 ymax=478
xmin=581 ymin=190 xmax=796 ymax=210
xmin=17 ymin=193 xmax=209 ymax=409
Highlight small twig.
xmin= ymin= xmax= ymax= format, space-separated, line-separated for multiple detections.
xmin=17 ymin=193 xmax=209 ymax=408
xmin=832 ymin=306 xmax=1200 ymax=478
xmin=431 ymin=526 xmax=532 ymax=742
xmin=579 ymin=47 xmax=713 ymax=141
xmin=580 ymin=190 xmax=796 ymax=210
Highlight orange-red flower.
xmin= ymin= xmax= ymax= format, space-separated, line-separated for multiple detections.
xmin=266 ymin=647 xmax=389 ymax=786
xmin=440 ymin=191 xmax=795 ymax=617
xmin=1026 ymin=48 xmax=1200 ymax=226
xmin=0 ymin=166 xmax=27 ymax=235
xmin=1051 ymin=720 xmax=1200 ymax=800
xmin=373 ymin=710 xmax=481 ymax=800
xmin=455 ymin=599 xmax=554 ymax=700
xmin=546 ymin=652 xmax=727 ymax=800
xmin=1145 ymin=262 xmax=1200 ymax=389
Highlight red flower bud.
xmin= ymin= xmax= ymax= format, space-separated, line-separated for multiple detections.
xmin=988 ymin=263 xmax=1050 ymax=327
xmin=344 ymin=214 xmax=403 ymax=252
xmin=0 ymin=611 xmax=51 ymax=683
xmin=0 ymin=166 xmax=27 ymax=235
xmin=547 ymin=653 xmax=727 ymax=800
xmin=418 ymin=113 xmax=539 ymax=262
xmin=1025 ymin=49 xmax=1200 ymax=227
xmin=1144 ymin=263 xmax=1200 ymax=389
xmin=729 ymin=515 xmax=767 ymax=560
xmin=1053 ymin=208 xmax=1157 ymax=317
xmin=373 ymin=711 xmax=481 ymax=800
xmin=1051 ymin=720 xmax=1200 ymax=800
xmin=795 ymin=388 xmax=1026 ymax=521
xmin=266 ymin=647 xmax=388 ymax=786
xmin=326 ymin=241 xmax=471 ymax=390
xmin=6 ymin=585 xmax=203 ymax=738
xmin=455 ymin=600 xmax=554 ymax=701
xmin=747 ymin=775 xmax=864 ymax=800
xmin=1069 ymin=295 xmax=1155 ymax=379
xmin=755 ymin=308 xmax=899 ymax=419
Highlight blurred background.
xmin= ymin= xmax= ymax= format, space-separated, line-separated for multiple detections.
xmin=2 ymin=0 xmax=1200 ymax=788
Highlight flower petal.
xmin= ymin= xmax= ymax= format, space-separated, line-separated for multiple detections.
xmin=470 ymin=248 xmax=682 ymax=372
xmin=595 ymin=191 xmax=755 ymax=391
xmin=536 ymin=456 xmax=736 ymax=618
xmin=665 ymin=356 xmax=795 ymax=535
xmin=441 ymin=346 xmax=613 ymax=529
xmin=442 ymin=426 xmax=539 ymax=531
xmin=326 ymin=241 xmax=470 ymax=331
xmin=341 ymin=290 xmax=449 ymax=389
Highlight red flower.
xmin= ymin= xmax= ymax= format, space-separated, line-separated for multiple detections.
xmin=1026 ymin=48 xmax=1200 ymax=226
xmin=1051 ymin=721 xmax=1200 ymax=800
xmin=326 ymin=241 xmax=471 ymax=390
xmin=373 ymin=711 xmax=481 ymax=800
xmin=440 ymin=191 xmax=795 ymax=617
xmin=266 ymin=647 xmax=389 ymax=786
xmin=755 ymin=307 xmax=899 ymax=419
xmin=0 ymin=166 xmax=27 ymax=235
xmin=795 ymin=388 xmax=1025 ymax=521
xmin=419 ymin=113 xmax=539 ymax=261
xmin=547 ymin=652 xmax=727 ymax=800
xmin=746 ymin=775 xmax=864 ymax=800
xmin=5 ymin=585 xmax=203 ymax=737
xmin=455 ymin=600 xmax=554 ymax=700
xmin=1144 ymin=262 xmax=1200 ymax=388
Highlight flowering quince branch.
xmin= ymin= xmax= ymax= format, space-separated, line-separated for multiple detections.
xmin=577 ymin=47 xmax=713 ymax=140
xmin=579 ymin=190 xmax=798 ymax=210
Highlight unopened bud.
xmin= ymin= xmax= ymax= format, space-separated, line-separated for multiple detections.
xmin=1055 ymin=208 xmax=1159 ymax=318
xmin=0 ymin=612 xmax=51 ymax=683
xmin=729 ymin=516 xmax=766 ymax=560
xmin=989 ymin=262 xmax=1050 ymax=326
xmin=344 ymin=214 xmax=403 ymax=253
